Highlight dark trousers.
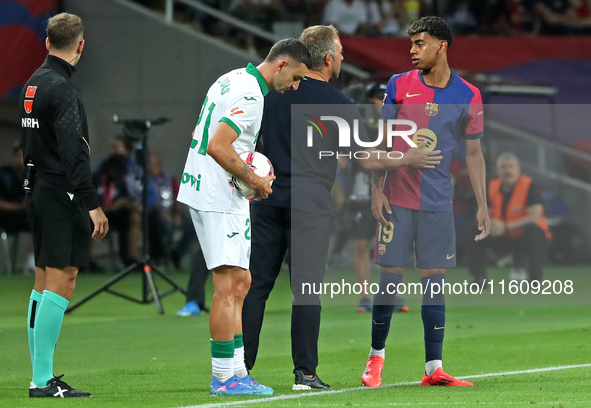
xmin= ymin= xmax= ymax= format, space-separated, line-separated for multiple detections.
xmin=103 ymin=206 xmax=133 ymax=263
xmin=242 ymin=204 xmax=332 ymax=375
xmin=468 ymin=223 xmax=549 ymax=281
xmin=185 ymin=248 xmax=209 ymax=309
xmin=148 ymin=209 xmax=173 ymax=262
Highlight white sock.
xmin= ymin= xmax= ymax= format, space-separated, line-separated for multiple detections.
xmin=369 ymin=347 xmax=385 ymax=359
xmin=233 ymin=346 xmax=248 ymax=378
xmin=212 ymin=357 xmax=234 ymax=383
xmin=425 ymin=359 xmax=442 ymax=376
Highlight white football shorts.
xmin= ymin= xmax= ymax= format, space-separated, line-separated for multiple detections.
xmin=189 ymin=208 xmax=251 ymax=270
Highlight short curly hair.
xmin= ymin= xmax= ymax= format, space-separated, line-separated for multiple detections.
xmin=406 ymin=16 xmax=453 ymax=49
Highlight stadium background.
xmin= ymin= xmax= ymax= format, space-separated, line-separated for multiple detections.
xmin=1 ymin=0 xmax=591 ymax=406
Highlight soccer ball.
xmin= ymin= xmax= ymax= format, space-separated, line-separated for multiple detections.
xmin=227 ymin=151 xmax=274 ymax=197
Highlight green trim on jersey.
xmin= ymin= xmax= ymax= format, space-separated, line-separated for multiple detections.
xmin=220 ymin=117 xmax=241 ymax=136
xmin=246 ymin=63 xmax=269 ymax=96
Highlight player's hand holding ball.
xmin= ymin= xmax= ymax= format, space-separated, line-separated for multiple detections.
xmin=247 ymin=174 xmax=275 ymax=200
xmin=228 ymin=151 xmax=275 ymax=200
xmin=406 ymin=141 xmax=443 ymax=169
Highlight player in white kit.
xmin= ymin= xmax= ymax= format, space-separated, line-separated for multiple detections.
xmin=177 ymin=39 xmax=310 ymax=396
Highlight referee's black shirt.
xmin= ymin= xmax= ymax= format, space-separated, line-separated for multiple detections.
xmin=255 ymin=76 xmax=367 ymax=216
xmin=20 ymin=55 xmax=99 ymax=210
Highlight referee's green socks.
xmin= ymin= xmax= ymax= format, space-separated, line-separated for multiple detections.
xmin=27 ymin=290 xmax=42 ymax=370
xmin=32 ymin=290 xmax=69 ymax=387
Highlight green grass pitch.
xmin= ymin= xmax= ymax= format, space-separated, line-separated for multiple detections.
xmin=1 ymin=266 xmax=590 ymax=407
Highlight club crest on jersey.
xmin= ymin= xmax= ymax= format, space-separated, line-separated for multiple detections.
xmin=378 ymin=244 xmax=386 ymax=256
xmin=230 ymin=107 xmax=244 ymax=117
xmin=425 ymin=102 xmax=438 ymax=117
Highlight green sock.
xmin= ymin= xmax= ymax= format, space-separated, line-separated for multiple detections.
xmin=211 ymin=339 xmax=235 ymax=382
xmin=28 ymin=290 xmax=42 ymax=372
xmin=234 ymin=333 xmax=244 ymax=348
xmin=32 ymin=291 xmax=69 ymax=387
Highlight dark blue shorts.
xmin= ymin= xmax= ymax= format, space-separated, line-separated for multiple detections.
xmin=374 ymin=205 xmax=456 ymax=269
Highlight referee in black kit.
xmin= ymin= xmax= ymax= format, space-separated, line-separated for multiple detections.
xmin=21 ymin=13 xmax=108 ymax=398
xmin=242 ymin=25 xmax=440 ymax=389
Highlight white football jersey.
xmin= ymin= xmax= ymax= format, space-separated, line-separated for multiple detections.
xmin=177 ymin=63 xmax=268 ymax=214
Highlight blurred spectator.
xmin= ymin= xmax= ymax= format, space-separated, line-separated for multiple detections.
xmin=403 ymin=0 xmax=421 ymax=21
xmin=445 ymin=0 xmax=478 ymax=34
xmin=380 ymin=0 xmax=405 ymax=35
xmin=147 ymin=148 xmax=181 ymax=264
xmin=505 ymin=0 xmax=539 ymax=34
xmin=535 ymin=0 xmax=591 ymax=34
xmin=472 ymin=0 xmax=537 ymax=35
xmin=281 ymin=0 xmax=310 ymax=23
xmin=93 ymin=137 xmax=142 ymax=266
xmin=228 ymin=0 xmax=286 ymax=55
xmin=0 ymin=142 xmax=34 ymax=272
xmin=467 ymin=153 xmax=551 ymax=283
xmin=364 ymin=0 xmax=385 ymax=35
xmin=322 ymin=0 xmax=368 ymax=34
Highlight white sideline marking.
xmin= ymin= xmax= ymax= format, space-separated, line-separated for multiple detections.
xmin=179 ymin=363 xmax=591 ymax=408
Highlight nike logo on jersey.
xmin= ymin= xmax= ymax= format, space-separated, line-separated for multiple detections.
xmin=446 ymin=254 xmax=455 ymax=260
xmin=67 ymin=192 xmax=74 ymax=201
xmin=227 ymin=232 xmax=239 ymax=238
xmin=434 ymin=326 xmax=445 ymax=330
xmin=406 ymin=92 xmax=421 ymax=98
xmin=244 ymin=96 xmax=257 ymax=101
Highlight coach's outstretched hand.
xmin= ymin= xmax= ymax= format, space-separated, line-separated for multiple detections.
xmin=247 ymin=175 xmax=275 ymax=201
xmin=89 ymin=207 xmax=109 ymax=241
xmin=406 ymin=141 xmax=442 ymax=169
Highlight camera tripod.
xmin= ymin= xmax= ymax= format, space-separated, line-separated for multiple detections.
xmin=66 ymin=116 xmax=186 ymax=315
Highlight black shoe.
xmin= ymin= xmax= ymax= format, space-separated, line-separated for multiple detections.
xmin=292 ymin=369 xmax=331 ymax=390
xmin=29 ymin=375 xmax=92 ymax=398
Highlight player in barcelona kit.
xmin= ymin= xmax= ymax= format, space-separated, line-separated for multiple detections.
xmin=361 ymin=16 xmax=491 ymax=387
xmin=177 ymin=39 xmax=310 ymax=396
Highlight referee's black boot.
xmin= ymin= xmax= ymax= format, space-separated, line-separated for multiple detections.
xmin=292 ymin=369 xmax=331 ymax=390
xmin=29 ymin=375 xmax=92 ymax=398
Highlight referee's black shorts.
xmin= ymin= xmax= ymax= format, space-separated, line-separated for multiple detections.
xmin=27 ymin=178 xmax=92 ymax=268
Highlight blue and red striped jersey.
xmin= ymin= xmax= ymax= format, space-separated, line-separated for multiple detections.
xmin=381 ymin=70 xmax=483 ymax=211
